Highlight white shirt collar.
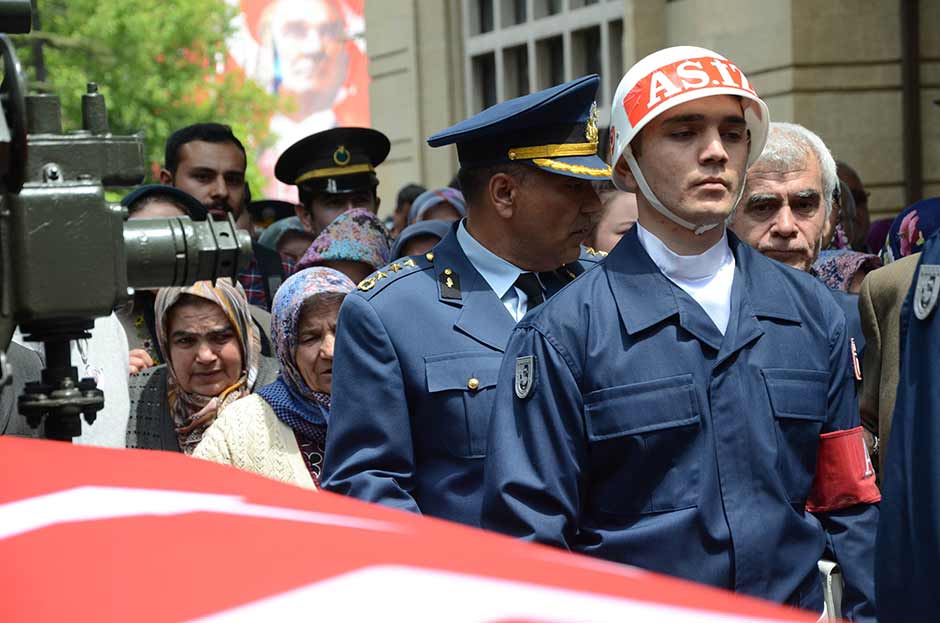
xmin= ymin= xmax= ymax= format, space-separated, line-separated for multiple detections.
xmin=636 ymin=222 xmax=731 ymax=281
xmin=635 ymin=222 xmax=735 ymax=335
xmin=456 ymin=219 xmax=524 ymax=299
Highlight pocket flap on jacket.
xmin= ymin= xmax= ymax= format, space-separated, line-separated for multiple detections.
xmin=425 ymin=352 xmax=503 ymax=393
xmin=585 ymin=374 xmax=700 ymax=440
xmin=762 ymin=368 xmax=829 ymax=421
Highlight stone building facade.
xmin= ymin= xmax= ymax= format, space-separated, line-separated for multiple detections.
xmin=365 ymin=0 xmax=938 ymax=222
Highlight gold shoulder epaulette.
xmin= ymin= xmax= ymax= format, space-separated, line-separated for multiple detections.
xmin=358 ymin=258 xmax=419 ymax=291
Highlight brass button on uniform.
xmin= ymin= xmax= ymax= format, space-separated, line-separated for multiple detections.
xmin=425 ymin=252 xmax=435 ymax=261
xmin=467 ymin=377 xmax=480 ymax=390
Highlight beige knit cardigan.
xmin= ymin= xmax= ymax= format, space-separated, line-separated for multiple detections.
xmin=193 ymin=394 xmax=317 ymax=490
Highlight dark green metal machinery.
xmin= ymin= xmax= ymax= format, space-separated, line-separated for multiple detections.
xmin=0 ymin=1 xmax=252 ymax=440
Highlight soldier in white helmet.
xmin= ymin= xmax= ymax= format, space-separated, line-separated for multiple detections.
xmin=482 ymin=46 xmax=878 ymax=621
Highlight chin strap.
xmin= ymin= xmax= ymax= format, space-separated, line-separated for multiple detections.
xmin=626 ymin=152 xmax=747 ymax=237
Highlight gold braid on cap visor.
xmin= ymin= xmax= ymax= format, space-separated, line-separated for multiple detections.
xmin=294 ymin=163 xmax=374 ymax=184
xmin=507 ymin=139 xmax=599 ymax=161
xmin=531 ymin=158 xmax=612 ymax=177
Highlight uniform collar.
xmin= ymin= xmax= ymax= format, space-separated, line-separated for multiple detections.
xmin=456 ymin=219 xmax=525 ymax=299
xmin=605 ymin=228 xmax=801 ymax=338
xmin=432 ymin=225 xmax=517 ymax=351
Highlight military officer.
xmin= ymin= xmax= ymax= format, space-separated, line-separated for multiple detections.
xmin=275 ymin=127 xmax=390 ymax=236
xmin=876 ymin=230 xmax=940 ymax=622
xmin=482 ymin=47 xmax=879 ymax=620
xmin=321 ymin=75 xmax=609 ymax=527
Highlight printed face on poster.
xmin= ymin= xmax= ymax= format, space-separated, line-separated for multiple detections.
xmin=227 ymin=0 xmax=370 ymax=200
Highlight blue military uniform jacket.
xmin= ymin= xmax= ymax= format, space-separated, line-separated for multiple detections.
xmin=321 ymin=225 xmax=603 ymax=527
xmin=876 ymin=231 xmax=940 ymax=622
xmin=482 ymin=227 xmax=877 ymax=620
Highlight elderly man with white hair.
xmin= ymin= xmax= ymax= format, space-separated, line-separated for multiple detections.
xmin=731 ymin=122 xmax=867 ymax=379
xmin=731 ymin=122 xmax=837 ymax=272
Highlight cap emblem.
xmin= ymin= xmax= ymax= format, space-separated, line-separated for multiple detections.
xmin=586 ymin=102 xmax=599 ymax=145
xmin=333 ymin=145 xmax=351 ymax=166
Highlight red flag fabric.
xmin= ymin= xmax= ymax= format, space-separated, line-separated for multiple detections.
xmin=0 ymin=437 xmax=817 ymax=622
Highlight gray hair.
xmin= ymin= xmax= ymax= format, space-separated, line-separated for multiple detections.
xmin=752 ymin=122 xmax=837 ymax=217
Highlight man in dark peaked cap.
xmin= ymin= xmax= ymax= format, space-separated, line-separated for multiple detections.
xmin=321 ymin=74 xmax=609 ymax=528
xmin=275 ymin=127 xmax=390 ymax=236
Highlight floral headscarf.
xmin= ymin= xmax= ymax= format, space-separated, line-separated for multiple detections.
xmin=882 ymin=198 xmax=940 ymax=264
xmin=257 ymin=268 xmax=355 ymax=437
xmin=155 ymin=279 xmax=261 ymax=454
xmin=812 ymin=249 xmax=883 ymax=292
xmin=294 ymin=208 xmax=390 ymax=274
xmin=407 ymin=188 xmax=466 ymax=225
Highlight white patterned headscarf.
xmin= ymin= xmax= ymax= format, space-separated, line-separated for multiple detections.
xmin=155 ymin=279 xmax=261 ymax=454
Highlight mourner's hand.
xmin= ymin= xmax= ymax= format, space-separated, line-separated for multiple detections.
xmin=129 ymin=349 xmax=155 ymax=375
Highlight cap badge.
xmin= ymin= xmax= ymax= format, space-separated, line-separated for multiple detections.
xmin=586 ymin=102 xmax=599 ymax=145
xmin=333 ymin=145 xmax=351 ymax=166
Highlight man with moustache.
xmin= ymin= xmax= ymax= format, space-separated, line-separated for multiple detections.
xmin=321 ymin=75 xmax=607 ymax=528
xmin=161 ymin=123 xmax=292 ymax=310
xmin=731 ymin=122 xmax=836 ymax=273
xmin=482 ymin=47 xmax=878 ymax=620
xmin=731 ymin=122 xmax=866 ymax=363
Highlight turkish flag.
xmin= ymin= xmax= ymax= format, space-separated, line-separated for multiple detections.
xmin=0 ymin=437 xmax=817 ymax=622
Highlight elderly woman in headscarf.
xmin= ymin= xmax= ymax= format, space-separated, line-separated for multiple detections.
xmin=406 ymin=188 xmax=466 ymax=226
xmin=126 ymin=279 xmax=279 ymax=454
xmin=294 ymin=207 xmax=390 ymax=284
xmin=194 ymin=268 xmax=355 ymax=488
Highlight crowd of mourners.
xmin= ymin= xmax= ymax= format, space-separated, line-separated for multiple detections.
xmin=5 ymin=44 xmax=940 ymax=622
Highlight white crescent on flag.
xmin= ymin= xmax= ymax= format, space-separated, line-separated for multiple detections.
xmin=0 ymin=437 xmax=817 ymax=622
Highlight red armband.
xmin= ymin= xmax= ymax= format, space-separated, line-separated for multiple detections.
xmin=806 ymin=426 xmax=881 ymax=513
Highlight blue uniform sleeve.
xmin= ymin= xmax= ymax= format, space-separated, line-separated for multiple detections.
xmin=815 ymin=308 xmax=878 ymax=622
xmin=875 ymin=248 xmax=940 ymax=622
xmin=321 ymin=294 xmax=421 ymax=515
xmin=481 ymin=323 xmax=586 ymax=549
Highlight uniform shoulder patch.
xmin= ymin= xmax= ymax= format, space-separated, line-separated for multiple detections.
xmin=914 ymin=264 xmax=940 ymax=320
xmin=356 ymin=257 xmax=431 ymax=299
xmin=515 ymin=355 xmax=535 ymax=399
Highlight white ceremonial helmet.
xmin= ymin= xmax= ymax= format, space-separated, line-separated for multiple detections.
xmin=608 ymin=46 xmax=770 ymax=235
